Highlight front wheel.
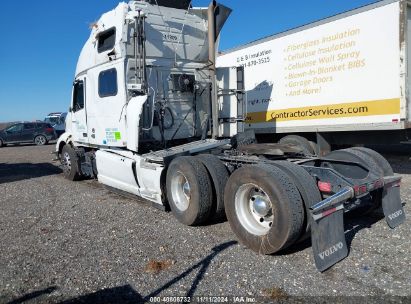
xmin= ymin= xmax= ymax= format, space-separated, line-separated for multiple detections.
xmin=34 ymin=135 xmax=47 ymax=146
xmin=224 ymin=165 xmax=305 ymax=254
xmin=61 ymin=144 xmax=81 ymax=181
xmin=0 ymin=139 xmax=3 ymax=148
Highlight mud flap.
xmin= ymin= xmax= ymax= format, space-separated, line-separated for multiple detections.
xmin=382 ymin=186 xmax=405 ymax=229
xmin=309 ymin=187 xmax=353 ymax=272
xmin=311 ymin=208 xmax=348 ymax=272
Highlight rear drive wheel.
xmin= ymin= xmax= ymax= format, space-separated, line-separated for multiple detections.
xmin=325 ymin=148 xmax=382 ymax=177
xmin=224 ymin=165 xmax=304 ymax=254
xmin=351 ymin=147 xmax=393 ymax=175
xmin=34 ymin=135 xmax=47 ymax=146
xmin=0 ymin=139 xmax=3 ymax=148
xmin=61 ymin=144 xmax=81 ymax=181
xmin=325 ymin=148 xmax=382 ymax=215
xmin=279 ymin=135 xmax=315 ymax=156
xmin=166 ymin=156 xmax=213 ymax=226
xmin=272 ymin=161 xmax=322 ymax=242
xmin=196 ymin=154 xmax=229 ymax=220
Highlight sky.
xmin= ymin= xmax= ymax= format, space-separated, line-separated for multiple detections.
xmin=0 ymin=0 xmax=379 ymax=122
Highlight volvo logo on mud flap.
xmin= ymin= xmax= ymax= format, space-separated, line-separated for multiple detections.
xmin=319 ymin=242 xmax=344 ymax=260
xmin=388 ymin=210 xmax=403 ymax=220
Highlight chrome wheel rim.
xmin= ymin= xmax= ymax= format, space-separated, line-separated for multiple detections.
xmin=170 ymin=171 xmax=191 ymax=212
xmin=35 ymin=136 xmax=46 ymax=145
xmin=62 ymin=151 xmax=71 ymax=172
xmin=235 ymin=183 xmax=274 ymax=236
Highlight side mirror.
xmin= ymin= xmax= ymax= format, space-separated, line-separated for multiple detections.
xmin=68 ymin=107 xmax=72 ymax=113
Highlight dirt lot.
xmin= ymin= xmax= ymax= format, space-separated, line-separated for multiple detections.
xmin=0 ymin=144 xmax=410 ymax=303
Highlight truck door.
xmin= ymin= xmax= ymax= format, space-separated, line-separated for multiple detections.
xmin=70 ymin=76 xmax=89 ymax=144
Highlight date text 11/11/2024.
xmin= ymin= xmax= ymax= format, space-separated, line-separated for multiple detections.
xmin=149 ymin=296 xmax=258 ymax=303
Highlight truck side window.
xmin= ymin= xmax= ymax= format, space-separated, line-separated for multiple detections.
xmin=98 ymin=68 xmax=118 ymax=97
xmin=73 ymin=81 xmax=85 ymax=112
xmin=98 ymin=28 xmax=116 ymax=53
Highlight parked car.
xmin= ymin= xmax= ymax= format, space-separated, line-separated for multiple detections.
xmin=44 ymin=112 xmax=67 ymax=137
xmin=0 ymin=122 xmax=57 ymax=147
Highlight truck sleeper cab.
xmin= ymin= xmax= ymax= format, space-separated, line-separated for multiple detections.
xmin=55 ymin=0 xmax=405 ymax=272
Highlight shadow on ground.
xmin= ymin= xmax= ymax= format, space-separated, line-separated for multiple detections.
xmin=6 ymin=241 xmax=238 ymax=304
xmin=0 ymin=142 xmax=56 ymax=148
xmin=0 ymin=163 xmax=62 ymax=184
xmin=344 ymin=210 xmax=385 ymax=249
xmin=6 ymin=287 xmax=58 ymax=304
xmin=59 ymin=285 xmax=144 ymax=304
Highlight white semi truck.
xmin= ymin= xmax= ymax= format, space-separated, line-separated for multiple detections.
xmin=217 ymin=0 xmax=411 ymax=155
xmin=55 ymin=0 xmax=405 ymax=272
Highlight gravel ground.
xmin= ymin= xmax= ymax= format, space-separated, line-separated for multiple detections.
xmin=0 ymin=144 xmax=410 ymax=303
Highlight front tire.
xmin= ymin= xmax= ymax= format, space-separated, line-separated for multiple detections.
xmin=224 ymin=165 xmax=304 ymax=254
xmin=0 ymin=139 xmax=3 ymax=148
xmin=61 ymin=144 xmax=81 ymax=181
xmin=166 ymin=156 xmax=213 ymax=226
